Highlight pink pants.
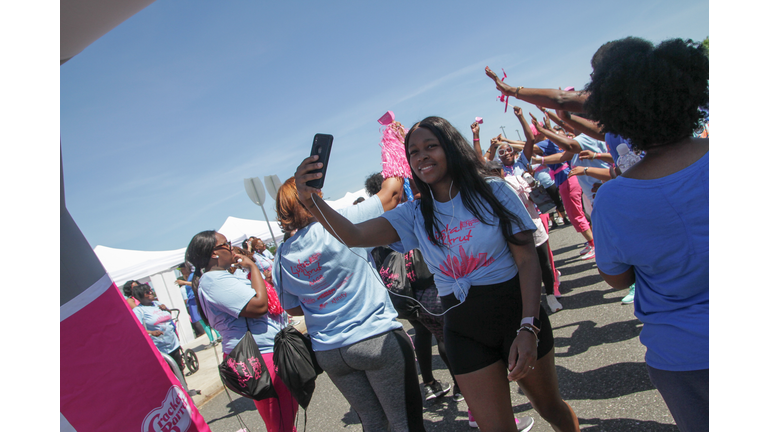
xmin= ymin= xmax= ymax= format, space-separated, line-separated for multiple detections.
xmin=559 ymin=176 xmax=590 ymax=233
xmin=223 ymin=352 xmax=298 ymax=432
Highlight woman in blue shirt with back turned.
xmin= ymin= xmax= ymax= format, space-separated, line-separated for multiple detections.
xmin=586 ymin=37 xmax=709 ymax=432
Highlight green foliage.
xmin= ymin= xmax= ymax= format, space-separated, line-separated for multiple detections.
xmin=701 ymin=36 xmax=709 ymax=57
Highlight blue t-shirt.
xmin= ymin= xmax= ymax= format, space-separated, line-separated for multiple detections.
xmin=592 ymin=152 xmax=709 ymax=371
xmin=536 ymin=139 xmax=571 ymax=187
xmin=198 ymin=271 xmax=284 ymax=355
xmin=273 ymin=196 xmax=402 ymax=352
xmin=381 ymin=178 xmax=537 ymax=301
xmin=571 ymin=134 xmax=610 ymax=195
xmin=133 ymin=302 xmax=180 ymax=354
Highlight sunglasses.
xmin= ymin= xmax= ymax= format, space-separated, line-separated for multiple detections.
xmin=213 ymin=241 xmax=232 ymax=252
xmin=498 ymin=149 xmax=513 ymax=155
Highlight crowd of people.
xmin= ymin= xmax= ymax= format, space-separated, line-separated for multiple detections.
xmin=127 ymin=36 xmax=708 ymax=432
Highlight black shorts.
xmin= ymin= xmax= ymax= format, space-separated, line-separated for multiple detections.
xmin=440 ymin=275 xmax=554 ymax=375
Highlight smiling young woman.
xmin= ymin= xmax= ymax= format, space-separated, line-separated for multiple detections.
xmin=292 ymin=116 xmax=579 ymax=432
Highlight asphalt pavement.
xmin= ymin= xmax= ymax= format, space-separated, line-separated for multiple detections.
xmin=188 ymin=223 xmax=678 ymax=431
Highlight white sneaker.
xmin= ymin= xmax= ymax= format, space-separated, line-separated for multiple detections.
xmin=581 ymin=246 xmax=595 ymax=260
xmin=546 ymin=294 xmax=563 ymax=312
xmin=578 ymin=243 xmax=591 ymax=255
xmin=554 ymin=216 xmax=564 ymax=225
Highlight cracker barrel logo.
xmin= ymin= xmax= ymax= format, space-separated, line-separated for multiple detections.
xmin=142 ymin=386 xmax=192 ymax=432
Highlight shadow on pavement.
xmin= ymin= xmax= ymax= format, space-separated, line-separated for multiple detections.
xmin=204 ymin=394 xmax=257 ymax=427
xmin=552 ymin=319 xmax=642 ymax=357
xmin=555 ymin=362 xmax=656 ymax=400
xmin=341 ymin=407 xmax=361 ymax=426
xmin=549 ymin=286 xmax=618 ymax=309
xmin=577 ymin=417 xmax=679 ymax=431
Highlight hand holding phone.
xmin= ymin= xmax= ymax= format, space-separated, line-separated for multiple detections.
xmin=306 ymin=134 xmax=333 ymax=189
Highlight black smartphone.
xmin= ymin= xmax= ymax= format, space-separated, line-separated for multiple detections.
xmin=307 ymin=133 xmax=333 ymax=189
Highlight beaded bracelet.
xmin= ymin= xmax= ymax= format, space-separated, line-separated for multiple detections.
xmin=517 ymin=326 xmax=539 ymax=346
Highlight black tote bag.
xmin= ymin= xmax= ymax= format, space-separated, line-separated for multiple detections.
xmin=219 ymin=322 xmax=277 ymax=401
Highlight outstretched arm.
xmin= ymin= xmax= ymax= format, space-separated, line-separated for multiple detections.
xmin=513 ymin=106 xmax=536 ymax=162
xmin=295 ymin=155 xmax=402 ymax=248
xmin=556 ymin=110 xmax=605 ymax=141
xmin=485 ymin=67 xmax=588 ymax=112
xmin=529 ymin=113 xmax=582 ymax=153
xmin=537 ymin=106 xmax=576 ymax=134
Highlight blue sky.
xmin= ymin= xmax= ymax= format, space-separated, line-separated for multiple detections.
xmin=60 ymin=0 xmax=709 ymax=252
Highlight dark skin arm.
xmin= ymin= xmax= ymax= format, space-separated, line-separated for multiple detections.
xmin=471 ymin=121 xmax=483 ymax=161
xmin=513 ymin=106 xmax=538 ymax=162
xmin=598 ymin=267 xmax=635 ymax=290
xmin=295 ymin=156 xmax=403 ymax=248
xmin=236 ymin=253 xmax=269 ymax=318
xmin=530 ymin=113 xmax=583 ymax=154
xmin=537 ymin=106 xmax=576 ymax=134
xmin=286 ymin=306 xmax=304 ymax=316
xmin=556 ymin=110 xmax=606 ymax=141
xmin=568 ymin=166 xmax=613 ymax=182
xmin=485 ymin=67 xmax=588 ymax=112
xmin=486 ymin=136 xmax=501 ymax=161
xmin=506 ymin=232 xmax=543 ymax=382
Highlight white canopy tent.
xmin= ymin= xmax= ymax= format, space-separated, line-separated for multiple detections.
xmin=92 ymin=191 xmax=368 ymax=345
xmin=217 ymin=216 xmax=284 ymax=250
xmin=326 ymin=187 xmax=369 ymax=210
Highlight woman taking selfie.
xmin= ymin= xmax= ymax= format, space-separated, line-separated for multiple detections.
xmin=185 ymin=231 xmax=297 ymax=432
xmin=293 ymin=116 xmax=578 ymax=432
xmin=272 ymin=176 xmax=427 ymax=432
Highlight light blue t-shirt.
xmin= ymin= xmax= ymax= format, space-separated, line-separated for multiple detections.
xmin=273 ymin=195 xmax=402 ymax=352
xmin=198 ymin=271 xmax=284 ymax=355
xmin=592 ymin=152 xmax=709 ymax=371
xmin=381 ymin=178 xmax=537 ymax=301
xmin=133 ymin=302 xmax=180 ymax=354
xmin=571 ymin=134 xmax=610 ymax=196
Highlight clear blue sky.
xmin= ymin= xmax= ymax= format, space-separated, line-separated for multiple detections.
xmin=60 ymin=0 xmax=709 ymax=251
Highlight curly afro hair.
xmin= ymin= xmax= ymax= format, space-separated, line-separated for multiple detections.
xmin=584 ymin=37 xmax=708 ymax=151
xmin=364 ymin=172 xmax=384 ymax=196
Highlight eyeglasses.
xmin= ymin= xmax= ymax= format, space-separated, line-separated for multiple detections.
xmin=498 ymin=149 xmax=512 ymax=155
xmin=213 ymin=241 xmax=232 ymax=252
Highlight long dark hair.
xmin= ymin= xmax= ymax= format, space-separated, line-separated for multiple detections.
xmin=184 ymin=230 xmax=217 ymax=326
xmin=404 ymin=116 xmax=530 ymax=248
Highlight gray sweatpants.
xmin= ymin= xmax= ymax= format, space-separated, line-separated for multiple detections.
xmin=315 ymin=328 xmax=425 ymax=432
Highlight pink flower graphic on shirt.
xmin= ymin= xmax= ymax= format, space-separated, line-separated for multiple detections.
xmin=438 ymin=245 xmax=495 ymax=279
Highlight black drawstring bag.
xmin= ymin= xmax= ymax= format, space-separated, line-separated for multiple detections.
xmin=219 ymin=320 xmax=277 ymax=401
xmin=379 ymin=250 xmax=420 ymax=320
xmin=273 ymin=326 xmax=323 ymax=410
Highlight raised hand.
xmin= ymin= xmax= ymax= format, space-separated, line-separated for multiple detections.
xmin=485 ymin=66 xmax=514 ymax=95
xmin=294 ymin=155 xmax=323 ymax=205
xmin=513 ymin=106 xmax=523 ymax=117
xmin=471 ymin=121 xmax=480 ymax=135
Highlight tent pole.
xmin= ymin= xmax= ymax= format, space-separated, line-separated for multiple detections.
xmin=259 ymin=204 xmax=279 ymax=247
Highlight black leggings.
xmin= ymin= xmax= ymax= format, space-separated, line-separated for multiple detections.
xmin=167 ymin=347 xmax=184 ymax=374
xmin=408 ymin=319 xmax=460 ymax=393
xmin=535 ymin=243 xmax=555 ymax=295
xmin=545 ymin=184 xmax=565 ymax=213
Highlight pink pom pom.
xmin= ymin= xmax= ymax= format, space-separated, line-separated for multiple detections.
xmin=475 ymin=117 xmax=483 ymax=124
xmin=379 ymin=119 xmax=412 ymax=179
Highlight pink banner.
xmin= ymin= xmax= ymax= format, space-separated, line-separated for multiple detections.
xmin=61 ymin=283 xmax=211 ymax=432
